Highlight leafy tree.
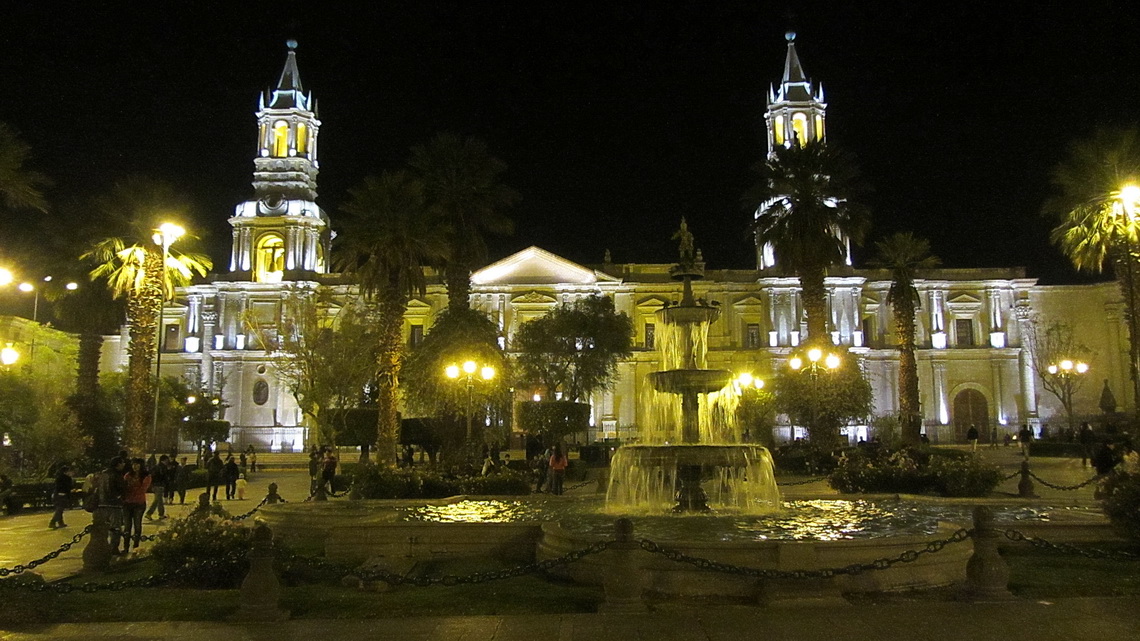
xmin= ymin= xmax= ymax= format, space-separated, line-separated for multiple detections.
xmin=335 ymin=171 xmax=449 ymax=467
xmin=1023 ymin=319 xmax=1093 ymax=431
xmin=401 ymin=307 xmax=510 ymax=427
xmin=772 ymin=355 xmax=873 ymax=450
xmin=0 ymin=121 xmax=50 ymax=214
xmin=744 ymin=141 xmax=869 ymax=346
xmin=518 ymin=400 xmax=590 ymax=443
xmin=409 ymin=133 xmax=518 ymax=313
xmin=1046 ymin=126 xmax=1140 ymax=412
xmin=736 ymin=385 xmax=777 ymax=448
xmin=871 ymin=232 xmax=940 ymax=446
xmin=514 ymin=295 xmax=634 ymax=402
xmin=253 ymin=295 xmax=379 ymax=448
xmin=80 ymin=177 xmax=211 ymax=453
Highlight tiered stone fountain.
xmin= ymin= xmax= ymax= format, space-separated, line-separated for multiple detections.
xmin=606 ymin=220 xmax=780 ymax=513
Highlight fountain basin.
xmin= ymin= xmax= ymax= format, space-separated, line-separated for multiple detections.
xmin=647 ymin=369 xmax=733 ymax=394
xmin=607 ymin=444 xmax=780 ymax=513
xmin=656 ymin=304 xmax=720 ymax=326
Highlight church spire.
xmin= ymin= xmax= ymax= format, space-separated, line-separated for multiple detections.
xmin=228 ymin=41 xmax=329 ymax=283
xmin=764 ymin=31 xmax=826 ymax=155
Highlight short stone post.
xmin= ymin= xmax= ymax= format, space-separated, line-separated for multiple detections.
xmin=964 ymin=506 xmax=1014 ymax=601
xmin=81 ymin=511 xmax=113 ymax=573
xmin=228 ymin=523 xmax=289 ymax=622
xmin=599 ymin=517 xmax=648 ymax=614
xmin=1017 ymin=460 xmax=1037 ymax=498
xmin=265 ymin=483 xmax=283 ymax=504
xmin=348 ymin=483 xmax=362 ymax=501
xmin=313 ymin=484 xmax=328 ymax=501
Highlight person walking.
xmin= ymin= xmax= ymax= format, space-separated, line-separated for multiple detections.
xmin=966 ymin=425 xmax=979 ymax=452
xmin=164 ymin=456 xmax=178 ymax=503
xmin=223 ymin=455 xmax=240 ymax=500
xmin=175 ymin=456 xmax=191 ymax=504
xmin=145 ymin=455 xmax=169 ymax=520
xmin=989 ymin=426 xmax=998 ymax=449
xmin=1018 ymin=424 xmax=1033 ymax=458
xmin=548 ymin=445 xmax=569 ymax=496
xmin=121 ymin=459 xmax=151 ymax=554
xmin=1078 ymin=422 xmax=1095 ymax=468
xmin=48 ymin=465 xmax=75 ymax=529
xmin=205 ymin=451 xmax=224 ymax=501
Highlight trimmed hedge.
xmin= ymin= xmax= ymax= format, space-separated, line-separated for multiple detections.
xmin=348 ymin=465 xmax=532 ymax=499
xmin=829 ymin=447 xmax=1002 ymax=497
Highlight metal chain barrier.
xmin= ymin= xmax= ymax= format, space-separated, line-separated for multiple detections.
xmin=229 ymin=496 xmax=269 ymax=521
xmin=1001 ymin=470 xmax=1022 ymax=481
xmin=996 ymin=527 xmax=1140 ymax=561
xmin=1026 ymin=470 xmax=1105 ymax=491
xmin=564 ymin=480 xmax=594 ymax=491
xmin=637 ymin=528 xmax=973 ymax=580
xmin=279 ymin=540 xmax=610 ymax=587
xmin=0 ymin=549 xmax=249 ymax=594
xmin=0 ymin=525 xmax=92 ymax=578
xmin=777 ymin=476 xmax=829 ymax=486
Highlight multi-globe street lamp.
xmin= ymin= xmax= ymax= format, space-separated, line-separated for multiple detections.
xmin=1045 ymin=358 xmax=1089 ymax=431
xmin=445 ymin=360 xmax=496 ymax=442
xmin=151 ymin=222 xmax=186 ymax=453
xmin=788 ymin=347 xmax=841 ymax=441
xmin=0 ymin=270 xmax=79 ymax=324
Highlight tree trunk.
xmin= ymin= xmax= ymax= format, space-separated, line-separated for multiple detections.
xmin=124 ymin=248 xmax=164 ymax=455
xmin=894 ymin=298 xmax=923 ymax=446
xmin=444 ymin=259 xmax=472 ymax=314
xmin=1115 ymin=250 xmax=1140 ymax=420
xmin=374 ymin=291 xmax=407 ymax=467
xmin=799 ymin=262 xmax=829 ymax=346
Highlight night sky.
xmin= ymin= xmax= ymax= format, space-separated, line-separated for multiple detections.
xmin=2 ymin=2 xmax=1139 ymax=288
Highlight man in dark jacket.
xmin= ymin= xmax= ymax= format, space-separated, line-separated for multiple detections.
xmin=175 ymin=456 xmax=191 ymax=504
xmin=205 ymin=451 xmax=224 ymax=501
xmin=223 ymin=456 xmax=240 ymax=500
xmin=145 ymin=455 xmax=169 ymax=519
xmin=49 ymin=465 xmax=75 ymax=529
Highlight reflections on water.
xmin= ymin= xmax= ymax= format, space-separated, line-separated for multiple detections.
xmin=394 ymin=497 xmax=1088 ymax=542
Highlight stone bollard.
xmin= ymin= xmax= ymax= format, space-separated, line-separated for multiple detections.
xmin=81 ymin=511 xmax=114 ymax=573
xmin=1017 ymin=460 xmax=1037 ymax=498
xmin=265 ymin=483 xmax=284 ymax=504
xmin=313 ymin=484 xmax=328 ymax=501
xmin=228 ymin=523 xmax=289 ymax=622
xmin=193 ymin=492 xmax=211 ymax=515
xmin=964 ymin=505 xmax=1015 ymax=601
xmin=348 ymin=483 xmax=362 ymax=501
xmin=599 ymin=517 xmax=648 ymax=614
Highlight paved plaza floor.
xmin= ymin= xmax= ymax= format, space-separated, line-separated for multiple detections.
xmin=1 ymin=447 xmax=1134 ymax=639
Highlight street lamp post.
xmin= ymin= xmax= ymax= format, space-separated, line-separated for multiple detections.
xmin=445 ymin=360 xmax=496 ymax=442
xmin=150 ymin=223 xmax=185 ymax=453
xmin=1045 ymin=359 xmax=1089 ymax=432
xmin=788 ymin=347 xmax=841 ymax=443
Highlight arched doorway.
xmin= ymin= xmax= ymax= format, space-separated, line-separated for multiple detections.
xmin=953 ymin=389 xmax=988 ymax=442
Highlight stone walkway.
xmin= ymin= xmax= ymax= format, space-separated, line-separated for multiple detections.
xmin=2 ymin=598 xmax=1138 ymax=640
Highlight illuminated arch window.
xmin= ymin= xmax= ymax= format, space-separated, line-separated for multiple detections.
xmin=792 ymin=113 xmax=808 ymax=147
xmin=774 ymin=115 xmax=785 ymax=146
xmin=255 ymin=234 xmax=286 ymax=283
xmin=814 ymin=114 xmax=825 ymax=142
xmin=296 ymin=122 xmax=309 ymax=155
xmin=272 ymin=121 xmax=289 ymax=157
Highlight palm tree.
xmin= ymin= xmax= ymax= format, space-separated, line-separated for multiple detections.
xmin=81 ymin=177 xmax=211 ymax=453
xmin=336 ymin=170 xmax=449 ymax=467
xmin=0 ymin=122 xmax=50 ymax=213
xmin=408 ymin=133 xmax=518 ymax=313
xmin=1047 ymin=126 xmax=1140 ymax=413
xmin=744 ymin=141 xmax=868 ymax=345
xmin=872 ymin=232 xmax=940 ymax=446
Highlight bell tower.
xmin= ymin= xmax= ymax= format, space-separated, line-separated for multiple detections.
xmin=228 ymin=40 xmax=328 ymax=282
xmin=764 ymin=31 xmax=826 ymax=154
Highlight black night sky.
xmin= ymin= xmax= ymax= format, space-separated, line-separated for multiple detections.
xmin=2 ymin=1 xmax=1139 ymax=289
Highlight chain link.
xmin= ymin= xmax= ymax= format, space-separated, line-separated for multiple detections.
xmin=1026 ymin=470 xmax=1105 ymax=491
xmin=0 ymin=525 xmax=92 ymax=578
xmin=996 ymin=527 xmax=1140 ymax=560
xmin=1002 ymin=470 xmax=1022 ymax=481
xmin=229 ymin=496 xmax=269 ymax=521
xmin=0 ymin=548 xmax=249 ymax=593
xmin=637 ymin=528 xmax=972 ymax=580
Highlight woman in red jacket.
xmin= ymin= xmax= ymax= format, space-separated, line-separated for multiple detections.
xmin=548 ymin=445 xmax=569 ymax=495
xmin=121 ymin=458 xmax=152 ymax=554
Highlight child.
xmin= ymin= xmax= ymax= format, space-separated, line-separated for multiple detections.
xmin=236 ymin=473 xmax=248 ymax=500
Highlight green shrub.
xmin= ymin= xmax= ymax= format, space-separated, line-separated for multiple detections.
xmin=349 ymin=465 xmax=529 ymax=499
xmin=461 ymin=470 xmax=533 ymax=495
xmin=1102 ymin=472 xmax=1140 ymax=544
xmin=829 ymin=447 xmax=1002 ymax=497
xmin=150 ymin=510 xmax=250 ymax=588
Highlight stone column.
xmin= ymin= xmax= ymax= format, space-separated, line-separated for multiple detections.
xmin=228 ymin=523 xmax=289 ymax=622
xmin=600 ymin=518 xmax=647 ymax=613
xmin=964 ymin=506 xmax=1015 ymax=601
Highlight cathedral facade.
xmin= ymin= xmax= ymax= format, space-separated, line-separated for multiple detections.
xmin=99 ymin=40 xmax=1131 ymax=451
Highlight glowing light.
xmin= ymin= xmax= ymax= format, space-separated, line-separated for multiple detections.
xmin=1 ymin=343 xmax=18 ymax=366
xmin=807 ymin=348 xmax=822 ymax=363
xmin=187 ymin=396 xmax=198 ymax=404
xmin=737 ymin=372 xmax=754 ymax=387
xmin=825 ymin=353 xmax=841 ymax=370
xmin=789 ymin=356 xmax=803 ymax=370
xmin=1075 ymin=362 xmax=1089 ymax=374
xmin=65 ymin=282 xmax=78 ymax=291
xmin=445 ymin=364 xmax=460 ymax=379
xmin=533 ymin=393 xmax=542 ymax=402
xmin=1060 ymin=359 xmax=1073 ymax=371
xmin=153 ymin=222 xmax=186 ymax=246
xmin=463 ymin=360 xmax=477 ymax=375
xmin=754 ymin=378 xmax=765 ymax=390
xmin=1047 ymin=365 xmax=1058 ymax=375
xmin=932 ymin=331 xmax=947 ymax=349
xmin=481 ymin=366 xmax=495 ymax=381
xmin=18 ymin=282 xmax=33 ymax=293
xmin=0 ymin=269 xmax=11 ymax=286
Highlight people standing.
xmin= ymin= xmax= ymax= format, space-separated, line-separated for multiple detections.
xmin=990 ymin=426 xmax=999 ymax=449
xmin=1078 ymin=422 xmax=1095 ymax=468
xmin=145 ymin=455 xmax=169 ymax=520
xmin=95 ymin=457 xmax=128 ymax=552
xmin=164 ymin=456 xmax=178 ymax=503
xmin=1018 ymin=424 xmax=1033 ymax=458
xmin=321 ymin=452 xmax=338 ymax=493
xmin=966 ymin=425 xmax=979 ymax=452
xmin=121 ymin=459 xmax=151 ymax=554
xmin=48 ymin=465 xmax=75 ymax=529
xmin=548 ymin=445 xmax=569 ymax=495
xmin=205 ymin=451 xmax=224 ymax=501
xmin=236 ymin=473 xmax=248 ymax=500
xmin=223 ymin=455 xmax=240 ymax=500
xmin=249 ymin=448 xmax=258 ymax=473
xmin=532 ymin=451 xmax=549 ymax=493
xmin=308 ymin=451 xmax=321 ymax=495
